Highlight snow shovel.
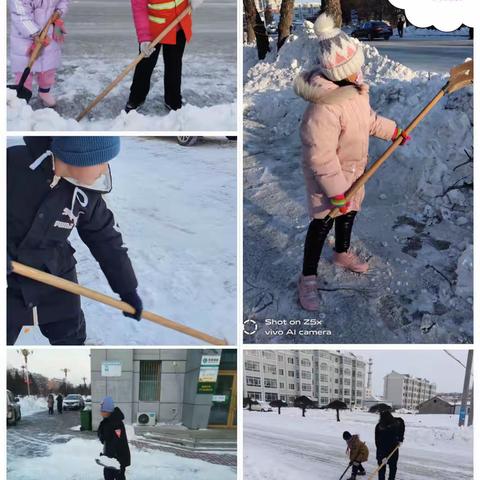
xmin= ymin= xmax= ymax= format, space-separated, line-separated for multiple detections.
xmin=11 ymin=261 xmax=228 ymax=345
xmin=7 ymin=11 xmax=60 ymax=102
xmin=75 ymin=7 xmax=192 ymax=122
xmin=326 ymin=60 xmax=473 ymax=220
xmin=367 ymin=445 xmax=400 ymax=480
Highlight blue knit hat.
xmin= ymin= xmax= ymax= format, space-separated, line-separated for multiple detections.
xmin=51 ymin=137 xmax=120 ymax=166
xmin=100 ymin=396 xmax=115 ymax=413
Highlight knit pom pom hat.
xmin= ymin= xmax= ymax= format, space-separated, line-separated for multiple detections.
xmin=314 ymin=13 xmax=364 ymax=82
xmin=51 ymin=137 xmax=120 ymax=166
xmin=101 ymin=396 xmax=115 ymax=413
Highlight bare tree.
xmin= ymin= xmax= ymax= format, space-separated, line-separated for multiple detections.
xmin=277 ymin=0 xmax=294 ymax=50
xmin=244 ymin=0 xmax=270 ymax=59
xmin=321 ymin=0 xmax=343 ymax=27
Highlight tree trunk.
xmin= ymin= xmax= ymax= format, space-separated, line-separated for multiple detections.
xmin=277 ymin=0 xmax=294 ymax=51
xmin=302 ymin=407 xmax=306 ymax=417
xmin=278 ymin=406 xmax=281 ymax=415
xmin=336 ymin=408 xmax=340 ymax=422
xmin=321 ymin=0 xmax=342 ymax=28
xmin=244 ymin=0 xmax=270 ymax=59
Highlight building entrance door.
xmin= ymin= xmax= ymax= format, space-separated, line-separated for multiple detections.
xmin=208 ymin=371 xmax=237 ymax=428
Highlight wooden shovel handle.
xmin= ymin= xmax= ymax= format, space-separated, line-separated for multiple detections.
xmin=327 ymin=88 xmax=446 ymax=219
xmin=367 ymin=445 xmax=400 ymax=480
xmin=76 ymin=7 xmax=192 ymax=122
xmin=27 ymin=12 xmax=60 ymax=69
xmin=11 ymin=261 xmax=228 ymax=346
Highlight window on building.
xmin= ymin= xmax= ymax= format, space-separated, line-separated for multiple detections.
xmin=344 ymin=379 xmax=351 ymax=386
xmin=288 ymin=371 xmax=295 ymax=377
xmin=246 ymin=376 xmax=261 ymax=387
xmin=287 ymin=358 xmax=294 ymax=364
xmin=263 ymin=351 xmax=275 ymax=360
xmin=247 ymin=391 xmax=262 ymax=400
xmin=301 ymin=359 xmax=311 ymax=367
xmin=279 ymin=382 xmax=285 ymax=389
xmin=219 ymin=350 xmax=237 ymax=370
xmin=320 ymin=386 xmax=328 ymax=393
xmin=280 ymin=395 xmax=286 ymax=401
xmin=279 ymin=369 xmax=284 ymax=376
xmin=264 ymin=378 xmax=277 ymax=388
xmin=264 ymin=364 xmax=277 ymax=375
xmin=139 ymin=361 xmax=161 ymax=401
xmin=245 ymin=361 xmax=260 ymax=372
xmin=265 ymin=392 xmax=278 ymax=401
xmin=289 ymin=383 xmax=295 ymax=390
xmin=320 ymin=374 xmax=328 ymax=382
xmin=301 ymin=384 xmax=312 ymax=391
xmin=277 ymin=355 xmax=284 ymax=362
xmin=320 ymin=397 xmax=329 ymax=404
xmin=320 ymin=363 xmax=328 ymax=371
xmin=301 ymin=371 xmax=312 ymax=380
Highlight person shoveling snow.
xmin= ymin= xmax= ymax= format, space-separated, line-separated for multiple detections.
xmin=294 ymin=13 xmax=410 ymax=312
xmin=7 ymin=137 xmax=143 ymax=345
xmin=342 ymin=431 xmax=369 ymax=479
xmin=96 ymin=396 xmax=131 ymax=480
xmin=9 ymin=0 xmax=69 ymax=107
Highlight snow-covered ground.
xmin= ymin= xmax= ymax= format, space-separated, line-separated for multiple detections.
xmin=9 ymin=137 xmax=237 ymax=345
xmin=8 ymin=435 xmax=236 ymax=480
xmin=18 ymin=396 xmax=48 ymax=417
xmin=7 ymin=0 xmax=237 ymax=131
xmin=243 ymin=24 xmax=473 ymax=344
xmin=244 ymin=409 xmax=473 ymax=480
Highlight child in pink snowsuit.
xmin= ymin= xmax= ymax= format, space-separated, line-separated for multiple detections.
xmin=294 ymin=14 xmax=410 ymax=311
xmin=9 ymin=0 xmax=69 ymax=107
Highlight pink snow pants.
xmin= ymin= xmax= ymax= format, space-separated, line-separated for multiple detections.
xmin=14 ymin=69 xmax=56 ymax=92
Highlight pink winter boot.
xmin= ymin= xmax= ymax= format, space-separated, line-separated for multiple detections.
xmin=333 ymin=251 xmax=369 ymax=273
xmin=298 ymin=274 xmax=320 ymax=311
xmin=39 ymin=91 xmax=56 ymax=107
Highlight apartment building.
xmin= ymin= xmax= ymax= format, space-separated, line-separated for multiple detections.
xmin=244 ymin=350 xmax=366 ymax=407
xmin=383 ymin=371 xmax=436 ymax=410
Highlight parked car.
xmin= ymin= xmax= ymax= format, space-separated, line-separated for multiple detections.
xmin=63 ymin=394 xmax=85 ymax=411
xmin=176 ymin=136 xmax=237 ymax=147
xmin=250 ymin=401 xmax=273 ymax=412
xmin=351 ymin=21 xmax=393 ymax=40
xmin=7 ymin=390 xmax=21 ymax=426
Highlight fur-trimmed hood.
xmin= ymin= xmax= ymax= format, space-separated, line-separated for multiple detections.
xmin=293 ymin=69 xmax=369 ymax=104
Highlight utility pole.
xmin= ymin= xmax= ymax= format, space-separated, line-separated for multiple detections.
xmin=18 ymin=350 xmax=33 ymax=396
xmin=459 ymin=350 xmax=473 ymax=427
xmin=468 ymin=382 xmax=474 ymax=427
xmin=61 ymin=368 xmax=71 ymax=395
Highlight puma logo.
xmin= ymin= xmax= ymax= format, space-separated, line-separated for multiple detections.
xmin=54 ymin=187 xmax=89 ymax=230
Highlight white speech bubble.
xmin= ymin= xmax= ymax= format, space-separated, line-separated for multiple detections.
xmin=389 ymin=0 xmax=474 ymax=31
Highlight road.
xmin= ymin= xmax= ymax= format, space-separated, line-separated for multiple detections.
xmin=367 ymin=38 xmax=473 ymax=73
xmin=7 ymin=410 xmax=89 ymax=459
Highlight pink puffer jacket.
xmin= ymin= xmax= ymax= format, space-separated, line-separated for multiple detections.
xmin=9 ymin=0 xmax=69 ymax=73
xmin=130 ymin=0 xmax=152 ymax=43
xmin=294 ymin=70 xmax=396 ymax=219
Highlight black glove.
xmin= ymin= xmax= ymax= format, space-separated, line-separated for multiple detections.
xmin=120 ymin=290 xmax=143 ymax=321
xmin=7 ymin=252 xmax=13 ymax=275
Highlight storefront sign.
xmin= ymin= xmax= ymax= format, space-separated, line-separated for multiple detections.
xmin=197 ymin=365 xmax=220 ymax=394
xmin=101 ymin=361 xmax=122 ymax=377
xmin=200 ymin=354 xmax=221 ymax=367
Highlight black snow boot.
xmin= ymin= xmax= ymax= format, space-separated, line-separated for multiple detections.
xmin=124 ymin=101 xmax=144 ymax=113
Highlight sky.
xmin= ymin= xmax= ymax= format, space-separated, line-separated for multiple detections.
xmin=348 ymin=350 xmax=470 ymax=396
xmin=7 ymin=348 xmax=91 ymax=385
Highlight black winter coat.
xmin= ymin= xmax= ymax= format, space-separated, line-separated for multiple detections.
xmin=98 ymin=407 xmax=131 ymax=467
xmin=375 ymin=416 xmax=405 ymax=458
xmin=7 ymin=137 xmax=137 ymax=317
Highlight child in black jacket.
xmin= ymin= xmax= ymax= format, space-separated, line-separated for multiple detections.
xmin=97 ymin=396 xmax=131 ymax=480
xmin=7 ymin=137 xmax=143 ymax=345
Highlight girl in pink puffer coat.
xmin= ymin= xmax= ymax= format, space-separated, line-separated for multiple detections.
xmin=294 ymin=14 xmax=410 ymax=311
xmin=9 ymin=0 xmax=69 ymax=107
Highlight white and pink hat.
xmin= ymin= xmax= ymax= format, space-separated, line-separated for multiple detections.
xmin=314 ymin=13 xmax=365 ymax=82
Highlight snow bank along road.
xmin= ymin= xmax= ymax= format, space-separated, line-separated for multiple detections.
xmin=7 ymin=410 xmax=236 ymax=480
xmin=7 ymin=0 xmax=237 ymax=130
xmin=243 ymin=24 xmax=472 ymax=344
xmin=244 ymin=409 xmax=473 ymax=480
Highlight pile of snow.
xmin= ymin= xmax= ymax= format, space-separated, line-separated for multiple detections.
xmin=7 ymin=90 xmax=236 ymax=131
xmin=243 ymin=25 xmax=472 ymax=342
xmin=18 ymin=396 xmax=47 ymax=417
xmin=404 ymin=26 xmax=471 ymax=38
xmin=244 ymin=409 xmax=473 ymax=480
xmin=8 ymin=436 xmax=235 ymax=480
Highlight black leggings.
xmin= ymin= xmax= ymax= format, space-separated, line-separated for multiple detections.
xmin=302 ymin=211 xmax=357 ymax=276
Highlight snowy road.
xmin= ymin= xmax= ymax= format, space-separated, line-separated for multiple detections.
xmin=371 ymin=38 xmax=473 ymax=73
xmin=7 ymin=410 xmax=236 ymax=480
xmin=244 ymin=410 xmax=473 ymax=480
xmin=7 ymin=0 xmax=237 ymax=130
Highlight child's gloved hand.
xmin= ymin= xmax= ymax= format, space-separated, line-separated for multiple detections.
xmin=330 ymin=194 xmax=350 ymax=214
xmin=120 ymin=290 xmax=143 ymax=321
xmin=392 ymin=127 xmax=411 ymax=145
xmin=53 ymin=18 xmax=67 ymax=43
xmin=140 ymin=42 xmax=155 ymax=58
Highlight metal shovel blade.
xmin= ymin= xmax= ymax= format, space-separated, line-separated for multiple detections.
xmin=7 ymin=83 xmax=33 ymax=102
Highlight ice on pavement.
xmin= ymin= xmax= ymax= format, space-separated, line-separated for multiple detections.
xmin=243 ymin=23 xmax=473 ymax=343
xmin=8 ymin=436 xmax=236 ymax=480
xmin=244 ymin=409 xmax=473 ymax=480
xmin=18 ymin=396 xmax=48 ymax=417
